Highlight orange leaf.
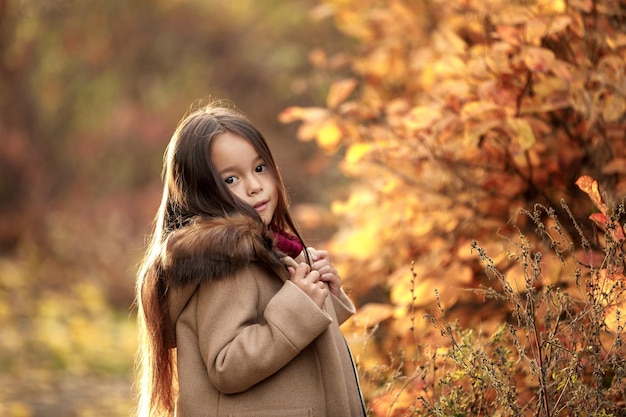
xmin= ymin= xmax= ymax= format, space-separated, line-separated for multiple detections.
xmin=279 ymin=106 xmax=330 ymax=124
xmin=349 ymin=303 xmax=394 ymax=329
xmin=590 ymin=213 xmax=626 ymax=242
xmin=327 ymin=78 xmax=358 ymax=109
xmin=577 ymin=176 xmax=624 ymax=241
xmin=278 ymin=106 xmax=305 ymax=123
xmin=576 ymin=175 xmax=607 ymax=214
xmin=589 ymin=212 xmax=610 ymax=230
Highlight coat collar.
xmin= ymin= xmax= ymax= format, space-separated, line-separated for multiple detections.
xmin=161 ymin=213 xmax=283 ymax=288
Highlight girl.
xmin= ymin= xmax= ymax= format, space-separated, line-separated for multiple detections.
xmin=135 ymin=103 xmax=366 ymax=417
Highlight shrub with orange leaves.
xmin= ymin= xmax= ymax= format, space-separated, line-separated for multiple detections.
xmin=283 ymin=0 xmax=626 ymax=414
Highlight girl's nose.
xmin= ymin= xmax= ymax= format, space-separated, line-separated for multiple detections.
xmin=247 ymin=178 xmax=263 ymax=195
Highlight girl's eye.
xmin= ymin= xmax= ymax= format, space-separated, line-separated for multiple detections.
xmin=224 ymin=176 xmax=237 ymax=185
xmin=255 ymin=164 xmax=267 ymax=173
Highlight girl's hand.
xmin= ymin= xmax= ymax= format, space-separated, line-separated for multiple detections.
xmin=307 ymin=248 xmax=342 ymax=297
xmin=282 ymin=256 xmax=299 ymax=270
xmin=293 ymin=250 xmax=307 ymax=264
xmin=288 ymin=262 xmax=328 ymax=308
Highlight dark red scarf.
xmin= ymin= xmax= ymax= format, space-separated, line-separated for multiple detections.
xmin=271 ymin=225 xmax=304 ymax=258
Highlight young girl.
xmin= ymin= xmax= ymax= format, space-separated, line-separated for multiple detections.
xmin=135 ymin=103 xmax=366 ymax=417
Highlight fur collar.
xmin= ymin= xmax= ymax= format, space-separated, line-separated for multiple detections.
xmin=161 ymin=214 xmax=283 ymax=287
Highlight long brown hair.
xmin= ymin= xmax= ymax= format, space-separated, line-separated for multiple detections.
xmin=135 ymin=103 xmax=305 ymax=416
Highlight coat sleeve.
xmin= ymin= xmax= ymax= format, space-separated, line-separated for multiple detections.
xmin=330 ymin=288 xmax=356 ymax=325
xmin=195 ymin=265 xmax=333 ymax=394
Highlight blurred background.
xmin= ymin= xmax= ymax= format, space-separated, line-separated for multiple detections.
xmin=3 ymin=0 xmax=626 ymax=415
xmin=0 ymin=0 xmax=348 ymax=415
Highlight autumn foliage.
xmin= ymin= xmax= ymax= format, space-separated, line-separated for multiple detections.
xmin=282 ymin=0 xmax=626 ymax=414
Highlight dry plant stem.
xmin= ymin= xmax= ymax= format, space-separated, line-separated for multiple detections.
xmin=468 ymin=199 xmax=626 ymax=416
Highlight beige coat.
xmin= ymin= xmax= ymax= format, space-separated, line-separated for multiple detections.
xmin=162 ymin=215 xmax=366 ymax=417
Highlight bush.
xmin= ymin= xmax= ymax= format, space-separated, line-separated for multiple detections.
xmin=358 ymin=180 xmax=626 ymax=416
xmin=281 ymin=0 xmax=626 ymax=413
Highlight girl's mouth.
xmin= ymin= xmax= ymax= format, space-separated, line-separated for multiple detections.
xmin=254 ymin=200 xmax=268 ymax=212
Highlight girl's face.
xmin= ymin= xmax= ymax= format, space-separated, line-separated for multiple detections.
xmin=211 ymin=132 xmax=278 ymax=225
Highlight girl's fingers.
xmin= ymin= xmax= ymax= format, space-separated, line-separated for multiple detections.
xmin=290 ymin=268 xmax=326 ymax=308
xmin=283 ymin=256 xmax=299 ymax=270
xmin=289 ymin=263 xmax=310 ymax=281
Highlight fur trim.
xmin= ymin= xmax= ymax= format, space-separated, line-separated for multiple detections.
xmin=161 ymin=214 xmax=281 ymax=286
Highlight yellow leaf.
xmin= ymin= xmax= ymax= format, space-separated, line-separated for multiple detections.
xmin=461 ymin=101 xmax=502 ymax=122
xmin=403 ymin=106 xmax=441 ymax=130
xmin=602 ymin=94 xmax=626 ymax=123
xmin=315 ymin=119 xmax=342 ymax=151
xmin=336 ymin=9 xmax=374 ymax=41
xmin=432 ymin=26 xmax=467 ymax=55
xmin=526 ymin=15 xmax=571 ymax=45
xmin=507 ymin=117 xmax=536 ymax=150
xmin=345 ymin=143 xmax=373 ymax=164
xmin=536 ymin=0 xmax=567 ymax=13
xmin=545 ymin=14 xmax=571 ymax=33
xmin=497 ymin=5 xmax=533 ymax=25
xmin=607 ymin=33 xmax=626 ymax=49
xmin=464 ymin=119 xmax=502 ymax=146
xmin=327 ymin=78 xmax=358 ymax=109
xmin=332 ymin=226 xmax=378 ymax=259
xmin=330 ymin=188 xmax=376 ymax=216
xmin=487 ymin=42 xmax=515 ymax=74
xmin=433 ymin=55 xmax=467 ymax=79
